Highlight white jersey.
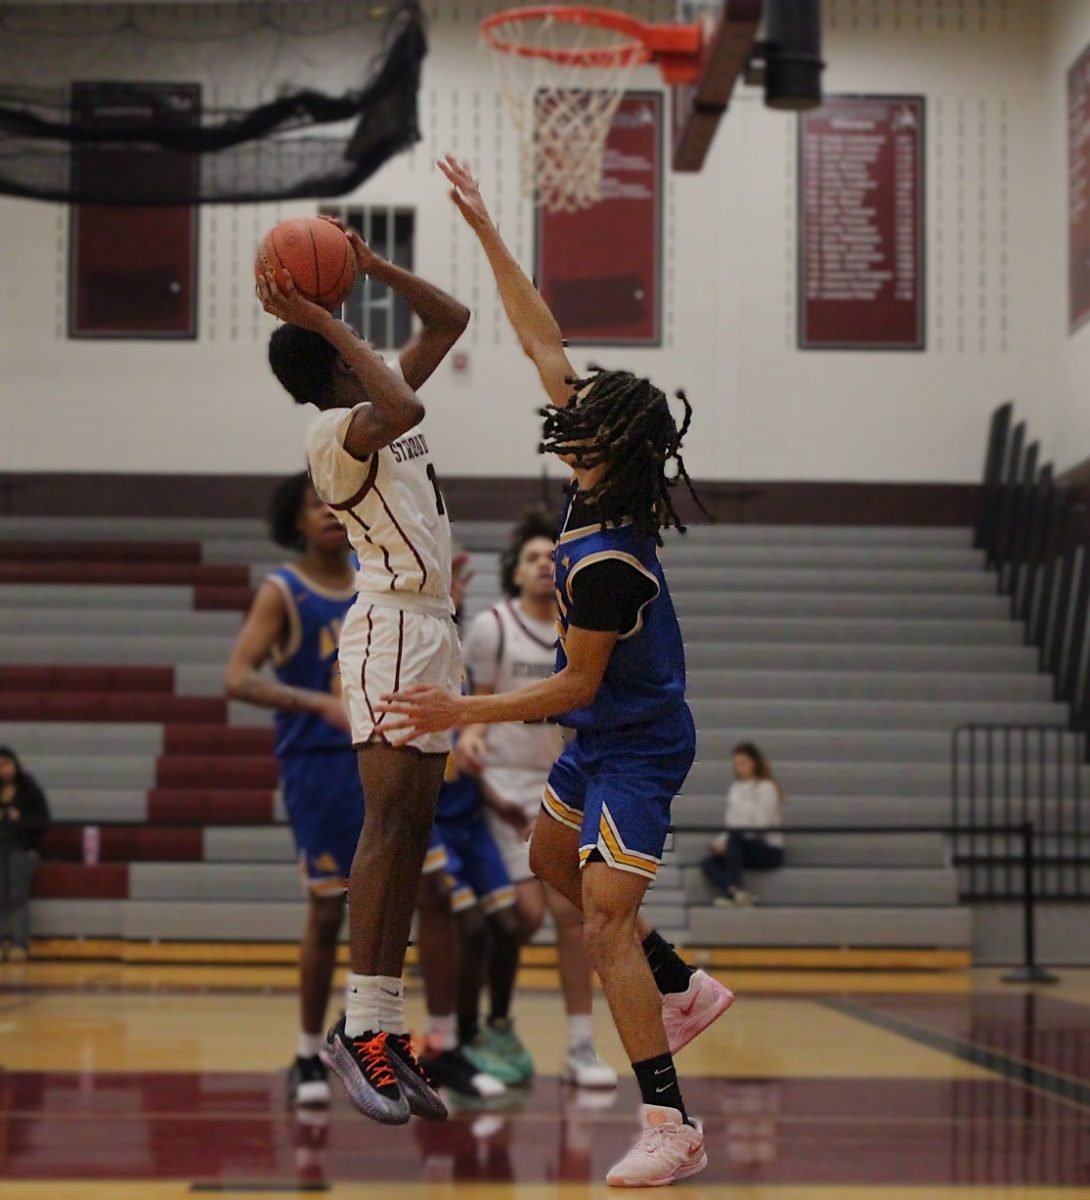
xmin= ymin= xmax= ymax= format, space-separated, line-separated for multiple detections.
xmin=463 ymin=600 xmax=562 ymax=775
xmin=305 ymin=362 xmax=452 ymax=608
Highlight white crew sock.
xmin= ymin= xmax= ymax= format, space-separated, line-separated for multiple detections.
xmin=344 ymin=972 xmax=382 ymax=1037
xmin=567 ymin=1013 xmax=594 ymax=1049
xmin=375 ymin=975 xmax=406 ymax=1034
xmin=297 ymin=1030 xmax=325 ymax=1060
xmin=426 ymin=1013 xmax=457 ymax=1052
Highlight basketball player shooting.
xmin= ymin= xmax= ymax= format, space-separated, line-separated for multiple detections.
xmin=257 ymin=218 xmax=469 ymax=1127
xmin=377 ymin=158 xmax=733 ymax=1187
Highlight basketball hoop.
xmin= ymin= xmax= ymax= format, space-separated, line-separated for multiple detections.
xmin=482 ymin=6 xmax=704 ymax=212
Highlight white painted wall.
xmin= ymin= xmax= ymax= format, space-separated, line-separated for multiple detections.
xmin=1046 ymin=0 xmax=1090 ymax=475
xmin=0 ymin=0 xmax=1064 ymax=482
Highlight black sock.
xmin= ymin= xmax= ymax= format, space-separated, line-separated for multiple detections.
xmin=458 ymin=1014 xmax=479 ymax=1046
xmin=642 ymin=931 xmax=695 ymax=996
xmin=633 ymin=1052 xmax=688 ymax=1122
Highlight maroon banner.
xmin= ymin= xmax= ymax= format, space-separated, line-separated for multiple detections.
xmin=69 ymin=82 xmax=199 ymax=339
xmin=1069 ymin=44 xmax=1090 ymax=333
xmin=536 ymin=91 xmax=662 ymax=347
xmin=799 ymin=96 xmax=925 ymax=351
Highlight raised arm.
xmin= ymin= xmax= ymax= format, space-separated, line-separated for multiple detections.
xmin=258 ymin=271 xmax=424 ymax=457
xmin=438 ymin=155 xmax=577 ymax=409
xmin=318 ymin=216 xmax=470 ymax=392
xmin=224 ymin=580 xmax=349 ymax=731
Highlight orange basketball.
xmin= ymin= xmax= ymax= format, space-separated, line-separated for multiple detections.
xmin=255 ymin=216 xmax=357 ymax=310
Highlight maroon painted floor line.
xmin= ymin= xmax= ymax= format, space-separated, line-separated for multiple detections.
xmin=1 ymin=1073 xmax=1087 ymax=1186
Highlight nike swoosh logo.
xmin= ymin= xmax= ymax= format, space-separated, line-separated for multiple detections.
xmin=653 ymin=1067 xmax=671 ymax=1076
xmin=678 ymin=996 xmax=700 ymax=1017
xmin=380 ymin=988 xmax=401 ymax=997
xmin=655 ymin=1084 xmax=673 ymax=1093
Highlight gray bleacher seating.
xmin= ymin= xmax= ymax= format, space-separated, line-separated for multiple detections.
xmin=2 ymin=515 xmax=1074 ymax=951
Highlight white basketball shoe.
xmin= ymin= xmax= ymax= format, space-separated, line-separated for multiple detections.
xmin=606 ymin=1105 xmax=707 ymax=1188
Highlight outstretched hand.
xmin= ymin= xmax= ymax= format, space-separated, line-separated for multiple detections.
xmin=438 ymin=155 xmax=493 ymax=234
xmin=255 ymin=270 xmax=332 ymax=331
xmin=374 ymin=684 xmax=467 ymax=747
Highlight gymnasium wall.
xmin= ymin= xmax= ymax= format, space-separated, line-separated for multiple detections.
xmin=1047 ymin=0 xmax=1090 ymax=477
xmin=0 ymin=0 xmax=1060 ymax=485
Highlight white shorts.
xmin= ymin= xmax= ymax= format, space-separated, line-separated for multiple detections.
xmin=339 ymin=598 xmax=463 ymax=757
xmin=482 ymin=767 xmax=548 ymax=884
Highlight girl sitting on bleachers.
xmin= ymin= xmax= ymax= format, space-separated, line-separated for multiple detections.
xmin=701 ymin=742 xmax=784 ymax=908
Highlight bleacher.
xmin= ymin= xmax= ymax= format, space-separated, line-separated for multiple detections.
xmin=0 ymin=513 xmax=1071 ymax=957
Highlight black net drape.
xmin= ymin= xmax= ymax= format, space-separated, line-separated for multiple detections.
xmin=0 ymin=1 xmax=427 ymax=204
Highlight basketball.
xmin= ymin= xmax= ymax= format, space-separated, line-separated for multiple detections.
xmin=255 ymin=216 xmax=357 ymax=310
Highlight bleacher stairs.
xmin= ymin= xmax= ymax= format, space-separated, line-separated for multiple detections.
xmin=1 ymin=515 xmax=1073 ymax=957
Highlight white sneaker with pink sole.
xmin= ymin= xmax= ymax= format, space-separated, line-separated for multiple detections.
xmin=606 ymin=1105 xmax=707 ymax=1188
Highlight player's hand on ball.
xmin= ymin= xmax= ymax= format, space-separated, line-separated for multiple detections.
xmin=376 ymin=684 xmax=465 ymax=745
xmin=317 ymin=214 xmax=379 ymax=274
xmin=255 ymin=270 xmax=331 ymax=332
xmin=438 ymin=155 xmax=492 ymax=233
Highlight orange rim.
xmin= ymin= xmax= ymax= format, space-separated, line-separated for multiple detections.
xmin=481 ymin=5 xmax=703 ymax=72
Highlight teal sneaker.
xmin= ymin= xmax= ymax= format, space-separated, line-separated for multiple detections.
xmin=462 ymin=1032 xmax=524 ymax=1086
xmin=483 ymin=1018 xmax=534 ymax=1084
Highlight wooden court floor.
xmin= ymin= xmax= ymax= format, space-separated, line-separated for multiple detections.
xmin=2 ymin=961 xmax=1089 ymax=1198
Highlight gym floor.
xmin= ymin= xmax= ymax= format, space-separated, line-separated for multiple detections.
xmin=1 ymin=962 xmax=1089 ymax=1198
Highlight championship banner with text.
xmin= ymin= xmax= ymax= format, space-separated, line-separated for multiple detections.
xmin=1069 ymin=42 xmax=1090 ymax=333
xmin=799 ymin=96 xmax=926 ymax=351
xmin=536 ymin=91 xmax=663 ymax=347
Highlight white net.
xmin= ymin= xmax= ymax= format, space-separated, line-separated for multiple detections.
xmin=485 ymin=13 xmax=646 ymax=213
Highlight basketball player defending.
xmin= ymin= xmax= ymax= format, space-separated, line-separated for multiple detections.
xmin=257 ymin=220 xmax=469 ymax=1126
xmin=225 ymin=472 xmax=360 ymax=1108
xmin=460 ymin=509 xmax=616 ymax=1089
xmin=379 ymin=158 xmax=734 ymax=1186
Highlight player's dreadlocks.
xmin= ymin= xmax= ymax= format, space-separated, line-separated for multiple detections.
xmin=538 ymin=368 xmax=708 ymax=544
xmin=500 ymin=506 xmax=559 ymax=598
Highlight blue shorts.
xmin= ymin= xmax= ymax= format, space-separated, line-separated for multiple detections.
xmin=280 ymin=750 xmax=364 ymax=897
xmin=422 ymin=828 xmax=449 ymax=877
xmin=435 ymin=811 xmax=516 ymax=916
xmin=543 ymin=704 xmax=696 ymax=881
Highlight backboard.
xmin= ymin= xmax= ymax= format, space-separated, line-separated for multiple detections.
xmin=671 ymin=0 xmax=763 ymax=172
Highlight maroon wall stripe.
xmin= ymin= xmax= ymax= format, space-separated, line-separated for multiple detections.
xmin=0 ymin=472 xmax=980 ymax=526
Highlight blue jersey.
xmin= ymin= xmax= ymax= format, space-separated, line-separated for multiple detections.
xmin=267 ymin=565 xmax=356 ymax=757
xmin=553 ymin=504 xmax=687 ymax=731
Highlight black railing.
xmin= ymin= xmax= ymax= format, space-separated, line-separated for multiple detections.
xmin=952 ymin=724 xmax=1090 ymax=901
xmin=673 ymin=822 xmax=1057 ymax=983
xmin=977 ymin=403 xmax=1090 ymax=741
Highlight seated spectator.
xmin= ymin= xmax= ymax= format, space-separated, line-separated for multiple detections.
xmin=701 ymin=742 xmax=784 ymax=907
xmin=0 ymin=747 xmax=51 ymax=961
